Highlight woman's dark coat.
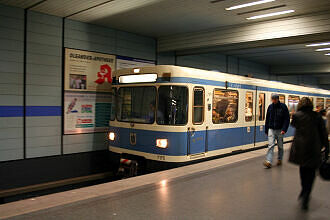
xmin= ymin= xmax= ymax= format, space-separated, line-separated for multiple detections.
xmin=289 ymin=109 xmax=329 ymax=168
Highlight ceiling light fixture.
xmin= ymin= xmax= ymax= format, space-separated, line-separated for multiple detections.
xmin=325 ymin=53 xmax=330 ymax=56
xmin=306 ymin=42 xmax=330 ymax=47
xmin=315 ymin=48 xmax=330 ymax=52
xmin=246 ymin=9 xmax=295 ymax=20
xmin=226 ymin=0 xmax=275 ymax=10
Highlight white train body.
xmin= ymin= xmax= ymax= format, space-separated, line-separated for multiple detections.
xmin=108 ymin=65 xmax=330 ymax=163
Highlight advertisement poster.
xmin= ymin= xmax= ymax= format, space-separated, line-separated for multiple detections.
xmin=116 ymin=55 xmax=155 ymax=70
xmin=65 ymin=48 xmax=116 ymax=92
xmin=64 ymin=92 xmax=112 ymax=134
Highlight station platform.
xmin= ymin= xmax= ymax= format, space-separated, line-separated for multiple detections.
xmin=1 ymin=143 xmax=329 ymax=220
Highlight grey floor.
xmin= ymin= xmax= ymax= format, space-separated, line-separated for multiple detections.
xmin=9 ymin=153 xmax=330 ymax=220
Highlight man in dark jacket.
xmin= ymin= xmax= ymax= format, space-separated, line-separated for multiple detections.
xmin=289 ymin=97 xmax=329 ymax=210
xmin=263 ymin=94 xmax=290 ymax=168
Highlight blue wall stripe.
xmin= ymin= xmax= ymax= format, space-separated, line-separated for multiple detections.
xmin=0 ymin=106 xmax=24 ymax=117
xmin=0 ymin=106 xmax=61 ymax=117
xmin=26 ymin=106 xmax=62 ymax=117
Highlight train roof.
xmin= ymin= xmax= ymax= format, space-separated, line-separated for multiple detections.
xmin=114 ymin=65 xmax=330 ymax=97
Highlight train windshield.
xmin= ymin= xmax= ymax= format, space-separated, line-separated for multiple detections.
xmin=116 ymin=86 xmax=156 ymax=124
xmin=157 ymin=86 xmax=188 ymax=125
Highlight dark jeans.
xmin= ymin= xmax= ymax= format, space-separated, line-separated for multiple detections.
xmin=299 ymin=166 xmax=316 ymax=200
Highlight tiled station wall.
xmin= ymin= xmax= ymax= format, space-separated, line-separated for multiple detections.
xmin=1 ymin=3 xmax=277 ymax=163
xmin=0 ymin=6 xmax=24 ymax=161
xmin=275 ymin=75 xmax=319 ymax=88
xmin=0 ymin=4 xmax=156 ymax=162
xmin=158 ymin=52 xmax=271 ymax=80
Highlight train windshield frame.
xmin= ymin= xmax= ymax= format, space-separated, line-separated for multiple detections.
xmin=115 ymin=85 xmax=189 ymax=125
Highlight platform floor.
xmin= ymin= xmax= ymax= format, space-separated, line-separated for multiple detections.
xmin=2 ymin=144 xmax=330 ymax=220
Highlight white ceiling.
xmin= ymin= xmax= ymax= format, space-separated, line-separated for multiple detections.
xmin=1 ymin=0 xmax=330 ymax=37
xmin=1 ymin=0 xmax=329 ymax=80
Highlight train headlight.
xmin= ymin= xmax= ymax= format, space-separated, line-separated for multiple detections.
xmin=108 ymin=132 xmax=115 ymax=141
xmin=156 ymin=139 xmax=168 ymax=148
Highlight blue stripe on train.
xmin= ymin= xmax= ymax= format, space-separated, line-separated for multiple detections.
xmin=109 ymin=125 xmax=294 ymax=156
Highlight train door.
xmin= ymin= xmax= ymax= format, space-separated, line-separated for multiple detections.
xmin=255 ymin=90 xmax=267 ymax=147
xmin=242 ymin=90 xmax=255 ymax=149
xmin=188 ymin=87 xmax=207 ymax=155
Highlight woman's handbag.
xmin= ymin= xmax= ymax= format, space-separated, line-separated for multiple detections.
xmin=320 ymin=160 xmax=330 ymax=180
xmin=320 ymin=149 xmax=330 ymax=180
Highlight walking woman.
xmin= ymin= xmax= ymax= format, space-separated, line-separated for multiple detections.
xmin=289 ymin=97 xmax=329 ymax=210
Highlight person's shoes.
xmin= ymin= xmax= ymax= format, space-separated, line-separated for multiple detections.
xmin=301 ymin=195 xmax=309 ymax=211
xmin=301 ymin=200 xmax=309 ymax=211
xmin=263 ymin=161 xmax=272 ymax=169
xmin=277 ymin=160 xmax=282 ymax=166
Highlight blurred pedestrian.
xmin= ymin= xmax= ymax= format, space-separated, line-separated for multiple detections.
xmin=289 ymin=97 xmax=329 ymax=210
xmin=263 ymin=94 xmax=290 ymax=168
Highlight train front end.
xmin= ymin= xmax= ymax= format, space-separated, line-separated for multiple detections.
xmin=108 ymin=66 xmax=189 ymax=171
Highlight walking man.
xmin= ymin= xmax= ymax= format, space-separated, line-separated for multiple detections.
xmin=264 ymin=94 xmax=290 ymax=168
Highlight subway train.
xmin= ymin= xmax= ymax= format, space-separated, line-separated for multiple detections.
xmin=107 ymin=65 xmax=330 ymax=170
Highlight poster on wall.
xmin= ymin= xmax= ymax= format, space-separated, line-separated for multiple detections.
xmin=65 ymin=48 xmax=116 ymax=92
xmin=64 ymin=92 xmax=112 ymax=134
xmin=116 ymin=55 xmax=155 ymax=70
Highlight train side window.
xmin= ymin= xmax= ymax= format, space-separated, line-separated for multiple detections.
xmin=271 ymin=93 xmax=285 ymax=104
xmin=193 ymin=87 xmax=204 ymax=124
xmin=326 ymin=99 xmax=330 ymax=109
xmin=288 ymin=95 xmax=300 ymax=118
xmin=212 ymin=89 xmax=238 ymax=124
xmin=309 ymin=97 xmax=314 ymax=103
xmin=245 ymin=92 xmax=253 ymax=122
xmin=316 ymin=98 xmax=325 ymax=111
xmin=279 ymin=94 xmax=285 ymax=104
xmin=258 ymin=93 xmax=265 ymax=121
xmin=110 ymin=87 xmax=116 ymax=121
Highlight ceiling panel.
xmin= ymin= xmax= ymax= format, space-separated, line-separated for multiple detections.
xmin=67 ymin=0 xmax=330 ymax=37
xmin=0 ymin=0 xmax=42 ymax=9
xmin=32 ymin=0 xmax=114 ymax=17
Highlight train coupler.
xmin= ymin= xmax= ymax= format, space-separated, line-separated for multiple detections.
xmin=117 ymin=158 xmax=138 ymax=178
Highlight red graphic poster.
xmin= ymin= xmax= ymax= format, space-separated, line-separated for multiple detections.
xmin=65 ymin=48 xmax=115 ymax=92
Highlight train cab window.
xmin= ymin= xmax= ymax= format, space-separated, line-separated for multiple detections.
xmin=288 ymin=95 xmax=300 ymax=118
xmin=245 ymin=92 xmax=253 ymax=122
xmin=316 ymin=98 xmax=325 ymax=111
xmin=258 ymin=93 xmax=265 ymax=121
xmin=326 ymin=99 xmax=330 ymax=109
xmin=157 ymin=86 xmax=188 ymax=125
xmin=116 ymin=86 xmax=156 ymax=124
xmin=110 ymin=87 xmax=116 ymax=121
xmin=193 ymin=87 xmax=204 ymax=124
xmin=212 ymin=89 xmax=238 ymax=124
